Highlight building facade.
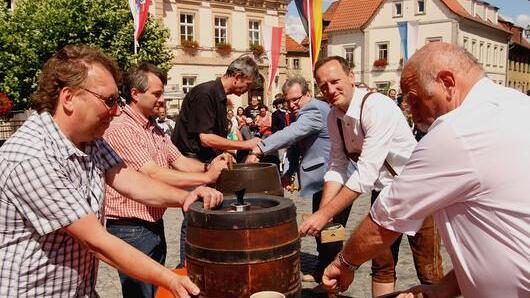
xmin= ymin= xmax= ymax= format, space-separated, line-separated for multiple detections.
xmin=285 ymin=35 xmax=312 ymax=87
xmin=500 ymin=19 xmax=530 ymax=94
xmin=150 ymin=0 xmax=288 ymax=115
xmin=323 ymin=0 xmax=512 ymax=92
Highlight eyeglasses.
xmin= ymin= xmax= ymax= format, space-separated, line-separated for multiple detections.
xmin=286 ymin=94 xmax=304 ymax=103
xmin=79 ymin=87 xmax=125 ymax=114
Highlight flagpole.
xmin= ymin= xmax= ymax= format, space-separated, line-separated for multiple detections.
xmin=306 ymin=0 xmax=315 ymax=96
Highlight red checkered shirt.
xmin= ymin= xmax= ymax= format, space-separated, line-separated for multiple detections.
xmin=103 ymin=105 xmax=181 ymax=222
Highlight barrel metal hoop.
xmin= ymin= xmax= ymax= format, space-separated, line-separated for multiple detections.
xmin=185 ymin=238 xmax=301 ymax=264
xmin=188 ymin=195 xmax=297 ymax=229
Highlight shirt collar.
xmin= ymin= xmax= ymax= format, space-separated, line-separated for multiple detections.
xmin=214 ymin=78 xmax=228 ymax=103
xmin=40 ymin=112 xmax=87 ymax=159
xmin=123 ymin=104 xmax=153 ymax=129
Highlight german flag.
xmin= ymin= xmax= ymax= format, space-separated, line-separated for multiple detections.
xmin=294 ymin=0 xmax=323 ymax=68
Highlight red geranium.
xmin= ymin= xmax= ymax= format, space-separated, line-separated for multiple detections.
xmin=0 ymin=92 xmax=13 ymax=116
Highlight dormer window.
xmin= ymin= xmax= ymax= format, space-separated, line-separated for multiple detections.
xmin=393 ymin=1 xmax=403 ymax=17
xmin=416 ymin=0 xmax=425 ymax=14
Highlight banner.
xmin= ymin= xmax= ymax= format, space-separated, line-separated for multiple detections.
xmin=398 ymin=21 xmax=419 ymax=63
xmin=263 ymin=26 xmax=283 ymax=92
xmin=294 ymin=0 xmax=323 ymax=67
xmin=129 ymin=0 xmax=151 ymax=42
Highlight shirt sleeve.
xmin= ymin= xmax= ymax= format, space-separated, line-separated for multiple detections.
xmin=344 ymin=97 xmax=401 ymax=193
xmin=258 ymin=105 xmax=323 ymax=154
xmin=324 ymin=109 xmax=351 ymax=185
xmin=6 ymin=158 xmax=94 ymax=236
xmin=370 ymin=121 xmax=482 ymax=235
xmin=166 ymin=137 xmax=182 ymax=165
xmin=103 ymin=125 xmax=152 ymax=171
xmin=94 ymin=138 xmax=123 ymax=171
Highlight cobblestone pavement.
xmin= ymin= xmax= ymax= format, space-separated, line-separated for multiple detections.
xmin=96 ymin=191 xmax=452 ymax=297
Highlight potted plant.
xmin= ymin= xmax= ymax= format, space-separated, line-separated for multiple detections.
xmin=373 ymin=58 xmax=388 ymax=69
xmin=181 ymin=40 xmax=199 ymax=56
xmin=216 ymin=42 xmax=232 ymax=57
xmin=250 ymin=44 xmax=265 ymax=58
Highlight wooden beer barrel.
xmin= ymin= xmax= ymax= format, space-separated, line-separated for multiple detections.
xmin=214 ymin=163 xmax=284 ymax=197
xmin=186 ymin=195 xmax=301 ymax=298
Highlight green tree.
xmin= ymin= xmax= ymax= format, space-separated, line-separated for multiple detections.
xmin=0 ymin=0 xmax=172 ymax=111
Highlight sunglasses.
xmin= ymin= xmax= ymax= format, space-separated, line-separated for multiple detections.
xmin=79 ymin=87 xmax=125 ymax=113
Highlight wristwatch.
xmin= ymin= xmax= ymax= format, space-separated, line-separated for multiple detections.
xmin=337 ymin=252 xmax=360 ymax=272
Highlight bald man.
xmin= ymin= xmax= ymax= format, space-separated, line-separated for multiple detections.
xmin=321 ymin=42 xmax=530 ymax=297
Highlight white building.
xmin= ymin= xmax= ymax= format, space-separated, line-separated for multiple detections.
xmin=149 ymin=0 xmax=288 ymax=115
xmin=323 ymin=0 xmax=512 ymax=92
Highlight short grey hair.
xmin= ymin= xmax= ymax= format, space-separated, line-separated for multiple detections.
xmin=407 ymin=42 xmax=485 ymax=96
xmin=282 ymin=76 xmax=310 ymax=95
xmin=225 ymin=55 xmax=259 ymax=80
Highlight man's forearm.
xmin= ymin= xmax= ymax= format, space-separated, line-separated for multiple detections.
xmin=319 ymin=184 xmax=361 ymax=219
xmin=341 ymin=214 xmax=401 ymax=266
xmin=320 ymin=181 xmax=343 ymax=207
xmin=200 ymin=133 xmax=252 ymax=150
xmin=106 ymin=166 xmax=189 ymax=208
xmin=175 ymin=155 xmax=205 ymax=173
xmin=142 ymin=164 xmax=213 ymax=187
xmin=68 ymin=215 xmax=177 ymax=290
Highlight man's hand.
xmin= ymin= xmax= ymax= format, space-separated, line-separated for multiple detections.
xmin=242 ymin=137 xmax=262 ymax=150
xmin=168 ymin=274 xmax=200 ymax=298
xmin=206 ymin=153 xmax=231 ymax=182
xmin=183 ymin=186 xmax=223 ymax=211
xmin=322 ymin=258 xmax=355 ymax=294
xmin=395 ymin=284 xmax=450 ymax=298
xmin=245 ymin=154 xmax=260 ymax=164
xmin=299 ymin=210 xmax=332 ymax=237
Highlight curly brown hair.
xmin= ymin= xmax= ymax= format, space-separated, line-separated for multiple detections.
xmin=32 ymin=44 xmax=121 ymax=114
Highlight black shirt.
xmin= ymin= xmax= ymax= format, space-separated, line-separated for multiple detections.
xmin=171 ymin=78 xmax=227 ymax=162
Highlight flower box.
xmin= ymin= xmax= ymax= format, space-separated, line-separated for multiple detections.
xmin=250 ymin=44 xmax=265 ymax=58
xmin=373 ymin=58 xmax=388 ymax=68
xmin=181 ymin=40 xmax=199 ymax=56
xmin=216 ymin=42 xmax=232 ymax=57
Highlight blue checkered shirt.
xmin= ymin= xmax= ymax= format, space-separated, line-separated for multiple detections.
xmin=0 ymin=112 xmax=122 ymax=297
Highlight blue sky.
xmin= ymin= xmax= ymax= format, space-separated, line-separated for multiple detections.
xmin=285 ymin=0 xmax=530 ymax=42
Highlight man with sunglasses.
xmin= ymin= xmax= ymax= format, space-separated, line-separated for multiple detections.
xmin=103 ymin=62 xmax=230 ymax=298
xmin=246 ymin=76 xmax=351 ymax=284
xmin=0 ymin=45 xmax=218 ymax=297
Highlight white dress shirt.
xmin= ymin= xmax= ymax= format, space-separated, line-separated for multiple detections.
xmin=324 ymin=87 xmax=416 ymax=193
xmin=371 ymin=79 xmax=530 ymax=297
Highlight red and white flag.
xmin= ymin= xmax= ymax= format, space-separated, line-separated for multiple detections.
xmin=263 ymin=25 xmax=283 ymax=92
xmin=129 ymin=0 xmax=151 ymax=42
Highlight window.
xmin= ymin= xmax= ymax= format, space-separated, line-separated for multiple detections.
xmin=375 ymin=82 xmax=391 ymax=93
xmin=479 ymin=42 xmax=484 ymax=64
xmin=393 ymin=2 xmax=402 ymax=17
xmin=463 ymin=37 xmax=468 ymax=51
xmin=293 ymin=58 xmax=300 ymax=70
xmin=377 ymin=43 xmax=388 ymax=61
xmin=249 ymin=20 xmax=261 ymax=47
xmin=416 ymin=0 xmax=425 ymax=14
xmin=486 ymin=44 xmax=491 ymax=65
xmin=426 ymin=37 xmax=442 ymax=43
xmin=180 ymin=13 xmax=194 ymax=42
xmin=182 ymin=76 xmax=196 ymax=94
xmin=493 ymin=46 xmax=498 ymax=66
xmin=471 ymin=40 xmax=477 ymax=57
xmin=285 ymin=57 xmax=289 ymax=69
xmin=499 ymin=47 xmax=504 ymax=68
xmin=214 ymin=17 xmax=228 ymax=45
xmin=344 ymin=47 xmax=355 ymax=68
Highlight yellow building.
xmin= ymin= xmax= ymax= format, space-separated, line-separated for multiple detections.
xmin=149 ymin=0 xmax=289 ymax=115
xmin=500 ymin=19 xmax=530 ymax=94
